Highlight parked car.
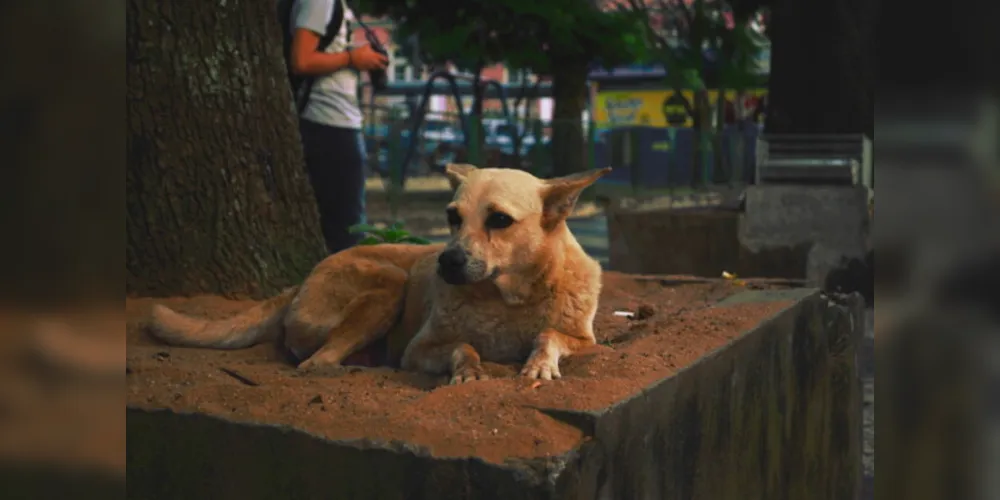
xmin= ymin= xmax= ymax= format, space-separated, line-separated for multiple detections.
xmin=422 ymin=119 xmax=462 ymax=145
xmin=481 ymin=119 xmax=537 ymax=156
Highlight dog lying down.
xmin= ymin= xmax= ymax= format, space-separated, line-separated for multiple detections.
xmin=148 ymin=163 xmax=610 ymax=384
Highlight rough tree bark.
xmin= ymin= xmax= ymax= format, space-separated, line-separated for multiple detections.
xmin=126 ymin=0 xmax=327 ymax=299
xmin=764 ymin=0 xmax=874 ymax=137
xmin=550 ymin=59 xmax=590 ymax=177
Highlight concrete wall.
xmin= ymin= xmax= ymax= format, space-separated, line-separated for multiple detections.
xmin=607 ymin=206 xmax=812 ymax=279
xmin=607 ymin=185 xmax=871 ymax=291
xmin=556 ymin=290 xmax=864 ymax=500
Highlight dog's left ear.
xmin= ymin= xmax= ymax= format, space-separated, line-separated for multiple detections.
xmin=444 ymin=163 xmax=477 ymax=190
xmin=541 ymin=167 xmax=611 ymax=229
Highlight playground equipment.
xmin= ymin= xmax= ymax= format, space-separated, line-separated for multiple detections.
xmin=362 ymin=71 xmax=548 ymax=217
xmin=395 ymin=71 xmax=519 ymax=178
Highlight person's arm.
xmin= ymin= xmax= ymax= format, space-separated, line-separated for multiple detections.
xmin=290 ymin=28 xmax=352 ymax=76
xmin=288 ymin=0 xmax=352 ymax=76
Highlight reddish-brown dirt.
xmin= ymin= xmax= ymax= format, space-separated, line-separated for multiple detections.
xmin=126 ymin=272 xmax=796 ymax=464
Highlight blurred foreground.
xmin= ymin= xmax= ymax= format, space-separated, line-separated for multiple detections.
xmin=0 ymin=307 xmax=124 ymax=496
xmin=2 ymin=0 xmax=1000 ymax=495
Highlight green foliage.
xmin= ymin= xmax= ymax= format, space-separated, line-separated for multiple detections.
xmin=355 ymin=0 xmax=649 ymax=76
xmin=622 ymin=0 xmax=768 ymax=92
xmin=347 ymin=222 xmax=432 ymax=245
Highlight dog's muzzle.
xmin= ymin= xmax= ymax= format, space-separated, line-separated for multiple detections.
xmin=437 ymin=247 xmax=470 ymax=285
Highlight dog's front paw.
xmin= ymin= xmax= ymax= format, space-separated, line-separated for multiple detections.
xmin=520 ymin=352 xmax=561 ymax=381
xmin=296 ymin=357 xmax=321 ymax=372
xmin=449 ymin=363 xmax=489 ymax=384
xmin=296 ymin=355 xmax=341 ymax=373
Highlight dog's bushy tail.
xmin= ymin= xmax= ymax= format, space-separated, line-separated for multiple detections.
xmin=147 ymin=287 xmax=299 ymax=349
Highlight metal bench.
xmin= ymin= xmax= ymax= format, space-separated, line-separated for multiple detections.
xmin=755 ymin=134 xmax=873 ymax=192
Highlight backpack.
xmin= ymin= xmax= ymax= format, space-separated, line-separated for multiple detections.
xmin=277 ymin=0 xmax=345 ymax=115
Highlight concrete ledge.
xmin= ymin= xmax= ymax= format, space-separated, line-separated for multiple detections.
xmin=607 ymin=185 xmax=871 ymax=290
xmin=607 ymin=207 xmax=812 ymax=278
xmin=126 ymin=290 xmax=864 ymax=499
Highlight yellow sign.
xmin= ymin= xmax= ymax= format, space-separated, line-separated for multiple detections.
xmin=593 ymin=89 xmax=768 ymax=129
xmin=594 ymin=90 xmax=693 ymax=128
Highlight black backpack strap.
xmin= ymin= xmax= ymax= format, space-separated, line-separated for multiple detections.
xmin=294 ymin=0 xmax=346 ymax=115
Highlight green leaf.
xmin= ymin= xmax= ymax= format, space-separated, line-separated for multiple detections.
xmin=401 ymin=235 xmax=433 ymax=245
xmin=348 ymin=223 xmax=382 ymax=234
xmin=680 ymin=69 xmax=705 ymax=90
xmin=358 ymin=236 xmax=383 ymax=245
xmin=383 ymin=229 xmax=408 ymax=242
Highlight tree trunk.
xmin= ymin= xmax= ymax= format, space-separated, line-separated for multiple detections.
xmin=126 ymin=0 xmax=327 ymax=300
xmin=764 ymin=0 xmax=874 ymax=136
xmin=550 ymin=60 xmax=590 ymax=177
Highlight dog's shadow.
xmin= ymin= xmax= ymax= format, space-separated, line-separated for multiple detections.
xmin=295 ymin=360 xmax=575 ymax=392
xmin=295 ymin=364 xmax=445 ymax=392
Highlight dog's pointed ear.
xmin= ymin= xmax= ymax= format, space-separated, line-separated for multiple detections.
xmin=444 ymin=163 xmax=477 ymax=190
xmin=541 ymin=167 xmax=611 ymax=229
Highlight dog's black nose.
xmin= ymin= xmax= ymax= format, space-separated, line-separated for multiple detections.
xmin=438 ymin=248 xmax=467 ymax=270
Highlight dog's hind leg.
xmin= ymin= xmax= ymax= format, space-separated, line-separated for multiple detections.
xmin=296 ymin=289 xmax=404 ymax=371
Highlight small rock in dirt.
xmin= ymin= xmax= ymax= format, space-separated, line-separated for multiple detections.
xmin=155 ymin=352 xmax=170 ymax=360
xmin=308 ymin=395 xmax=323 ymax=405
xmin=348 ymin=367 xmax=363 ymax=374
xmin=634 ymin=304 xmax=655 ymax=320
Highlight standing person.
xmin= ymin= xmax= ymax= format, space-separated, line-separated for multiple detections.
xmin=280 ymin=0 xmax=388 ymax=254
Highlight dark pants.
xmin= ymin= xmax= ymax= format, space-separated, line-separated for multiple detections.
xmin=298 ymin=118 xmax=367 ymax=254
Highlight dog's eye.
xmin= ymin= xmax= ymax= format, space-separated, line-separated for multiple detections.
xmin=446 ymin=207 xmax=462 ymax=227
xmin=485 ymin=212 xmax=515 ymax=230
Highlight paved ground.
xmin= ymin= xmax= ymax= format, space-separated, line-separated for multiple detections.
xmin=366 ymin=175 xmax=725 ymax=269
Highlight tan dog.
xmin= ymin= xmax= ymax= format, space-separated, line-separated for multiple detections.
xmin=147 ymin=164 xmax=609 ymax=383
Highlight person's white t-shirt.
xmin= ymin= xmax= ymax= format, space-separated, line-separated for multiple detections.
xmin=291 ymin=0 xmax=363 ymax=130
